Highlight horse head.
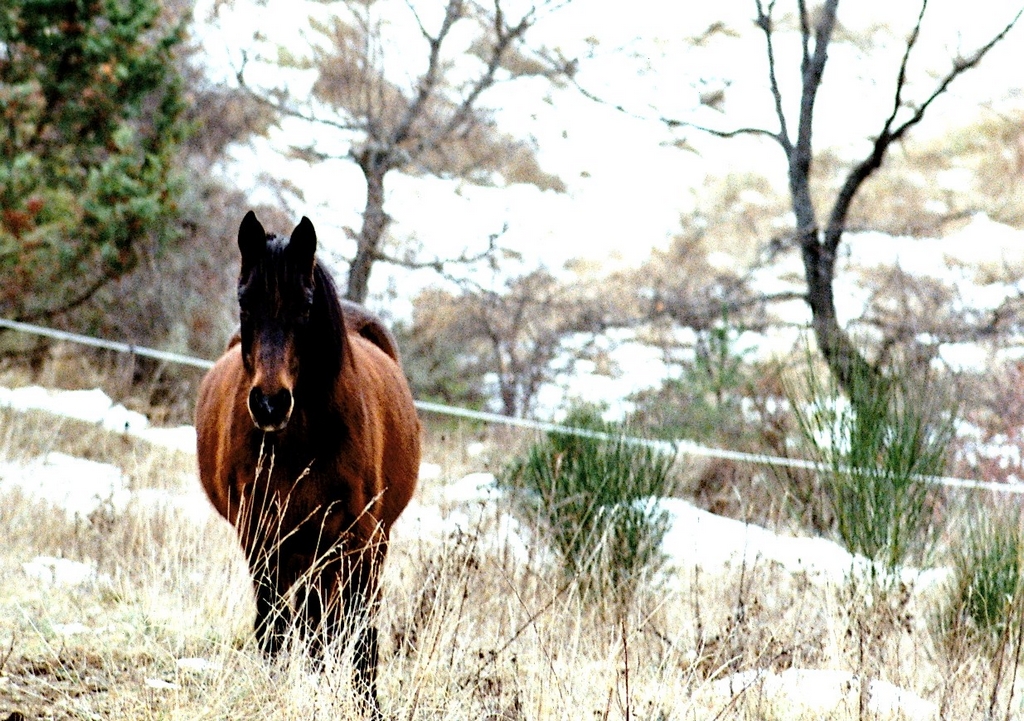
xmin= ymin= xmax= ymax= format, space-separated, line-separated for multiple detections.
xmin=236 ymin=210 xmax=317 ymax=432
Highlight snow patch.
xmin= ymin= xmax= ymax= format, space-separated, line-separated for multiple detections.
xmin=393 ymin=472 xmax=533 ymax=563
xmin=712 ymin=668 xmax=936 ymax=720
xmin=51 ymin=622 xmax=92 ymax=636
xmin=418 ymin=462 xmax=443 ymax=482
xmin=176 ymin=657 xmax=223 ymax=673
xmin=22 ymin=556 xmax=98 ymax=587
xmin=1 ymin=453 xmax=130 ymax=519
xmin=0 ymin=385 xmax=196 ymax=453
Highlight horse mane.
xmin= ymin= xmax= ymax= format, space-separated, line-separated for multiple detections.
xmin=301 ymin=259 xmax=347 ymax=393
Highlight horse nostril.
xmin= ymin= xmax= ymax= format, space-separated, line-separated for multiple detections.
xmin=271 ymin=389 xmax=292 ymax=417
xmin=248 ymin=387 xmax=294 ymax=430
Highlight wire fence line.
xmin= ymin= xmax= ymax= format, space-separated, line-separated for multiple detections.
xmin=0 ymin=318 xmax=215 ymax=370
xmin=1 ymin=316 xmax=1022 ymax=495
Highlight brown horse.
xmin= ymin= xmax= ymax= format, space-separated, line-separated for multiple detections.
xmin=195 ymin=211 xmax=421 ymax=715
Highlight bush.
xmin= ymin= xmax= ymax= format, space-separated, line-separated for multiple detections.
xmin=628 ymin=319 xmax=756 ymax=446
xmin=939 ymin=502 xmax=1024 ymax=650
xmin=789 ymin=352 xmax=954 ymax=569
xmin=0 ymin=0 xmax=188 ymax=322
xmin=501 ymin=405 xmax=677 ymax=609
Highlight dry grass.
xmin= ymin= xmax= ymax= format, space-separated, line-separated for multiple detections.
xmin=0 ymin=402 xmax=1022 ymax=719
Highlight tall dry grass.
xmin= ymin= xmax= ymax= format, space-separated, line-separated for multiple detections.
xmin=0 ymin=400 xmax=1022 ymax=719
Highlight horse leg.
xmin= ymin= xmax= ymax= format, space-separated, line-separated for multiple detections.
xmin=247 ymin=545 xmax=295 ymax=656
xmin=253 ymin=575 xmax=290 ymax=655
xmin=292 ymin=559 xmax=331 ymax=664
xmin=295 ymin=542 xmax=383 ymax=718
xmin=341 ymin=544 xmax=385 ymax=720
xmin=352 ymin=621 xmax=381 ymax=720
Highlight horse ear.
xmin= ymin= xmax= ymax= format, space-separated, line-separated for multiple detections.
xmin=288 ymin=216 xmax=317 ymax=275
xmin=238 ymin=211 xmax=266 ymax=272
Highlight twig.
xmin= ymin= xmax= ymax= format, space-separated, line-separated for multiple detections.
xmin=620 ymin=618 xmax=632 ymax=721
xmin=0 ymin=632 xmax=15 ymax=675
xmin=824 ymin=3 xmax=1023 ymax=252
xmin=988 ymin=589 xmax=1017 ymax=717
xmin=1002 ymin=593 xmax=1024 ymax=721
xmin=709 ymin=649 xmax=794 ymax=721
xmin=470 ymin=575 xmax=574 ymax=678
xmin=601 ymin=685 xmax=613 ymax=721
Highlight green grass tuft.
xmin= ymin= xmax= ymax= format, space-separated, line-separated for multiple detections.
xmin=939 ymin=502 xmax=1024 ymax=650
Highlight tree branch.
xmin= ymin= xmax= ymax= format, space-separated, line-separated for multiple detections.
xmin=392 ymin=0 xmax=463 ymax=148
xmin=20 ymin=265 xmax=121 ymax=324
xmin=371 ymin=223 xmax=511 ymax=285
xmin=429 ymin=0 xmax=534 ymax=149
xmin=791 ymin=0 xmax=837 ymax=221
xmin=824 ymin=3 xmax=1023 ymax=253
xmin=754 ymin=0 xmax=792 ymax=154
xmin=663 ymin=117 xmax=781 ymax=142
xmin=233 ymin=51 xmax=366 ymax=134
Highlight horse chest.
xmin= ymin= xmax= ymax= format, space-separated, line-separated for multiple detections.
xmin=238 ymin=433 xmax=379 ymax=528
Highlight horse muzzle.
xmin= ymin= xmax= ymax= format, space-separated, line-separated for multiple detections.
xmin=247 ymin=386 xmax=294 ymax=432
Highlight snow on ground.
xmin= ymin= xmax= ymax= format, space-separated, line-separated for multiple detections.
xmin=22 ymin=556 xmax=102 ymax=587
xmin=523 ymin=213 xmax=1024 ymax=418
xmin=391 ymin=471 xmax=536 ymax=565
xmin=659 ymin=497 xmax=951 ymax=593
xmin=0 ymin=385 xmax=197 ymax=453
xmin=194 ymin=0 xmax=1024 ymax=393
xmin=0 ymin=450 xmax=215 ymax=525
xmin=1 ymin=453 xmax=131 ymax=519
xmin=710 ymin=668 xmax=936 ymax=721
xmin=749 ymin=218 xmax=1024 ymax=345
xmin=0 ymin=384 xmax=955 ymax=596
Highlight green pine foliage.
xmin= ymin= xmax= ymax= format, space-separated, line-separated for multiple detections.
xmin=0 ymin=0 xmax=188 ymax=322
xmin=501 ymin=405 xmax=677 ymax=609
xmin=790 ymin=352 xmax=954 ymax=569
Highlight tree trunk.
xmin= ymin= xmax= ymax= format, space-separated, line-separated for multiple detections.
xmin=779 ymin=0 xmax=881 ymax=404
xmin=799 ymin=229 xmax=879 ymax=397
xmin=347 ymin=150 xmax=390 ymax=303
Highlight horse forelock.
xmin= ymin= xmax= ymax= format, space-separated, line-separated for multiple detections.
xmin=239 ymin=234 xmax=313 ymax=307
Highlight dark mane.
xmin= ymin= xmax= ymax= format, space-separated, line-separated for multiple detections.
xmin=300 ymin=258 xmax=346 ymax=395
xmin=242 ymin=233 xmax=348 ymax=406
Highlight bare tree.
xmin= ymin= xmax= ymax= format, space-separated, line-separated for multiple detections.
xmin=407 ymin=269 xmax=612 ymax=416
xmin=665 ymin=1 xmax=1022 ymax=399
xmin=238 ymin=0 xmax=568 ymax=303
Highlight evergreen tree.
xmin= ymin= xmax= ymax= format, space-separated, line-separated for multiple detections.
xmin=0 ymin=0 xmax=188 ymax=322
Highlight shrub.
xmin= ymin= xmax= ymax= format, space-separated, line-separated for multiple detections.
xmin=0 ymin=0 xmax=188 ymax=322
xmin=789 ymin=352 xmax=954 ymax=569
xmin=501 ymin=405 xmax=677 ymax=609
xmin=628 ymin=318 xmax=756 ymax=446
xmin=939 ymin=502 xmax=1024 ymax=650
